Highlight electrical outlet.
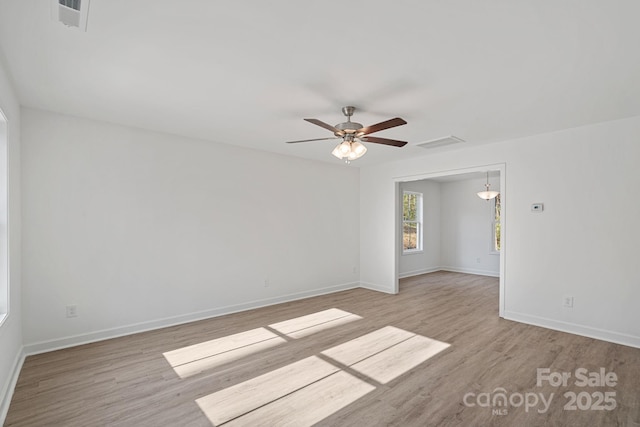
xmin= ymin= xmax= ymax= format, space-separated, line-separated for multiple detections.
xmin=264 ymin=278 xmax=269 ymax=288
xmin=563 ymin=296 xmax=574 ymax=308
xmin=476 ymin=258 xmax=481 ymax=263
xmin=352 ymin=266 xmax=357 ymax=274
xmin=66 ymin=305 xmax=78 ymax=318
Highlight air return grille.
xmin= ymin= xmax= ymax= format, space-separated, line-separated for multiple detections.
xmin=416 ymin=135 xmax=465 ymax=149
xmin=51 ymin=0 xmax=90 ymax=31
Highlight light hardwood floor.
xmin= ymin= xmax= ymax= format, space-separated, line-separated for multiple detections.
xmin=6 ymin=272 xmax=640 ymax=426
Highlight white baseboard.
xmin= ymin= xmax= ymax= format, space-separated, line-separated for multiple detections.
xmin=24 ymin=282 xmax=361 ymax=356
xmin=440 ymin=266 xmax=500 ymax=278
xmin=398 ymin=267 xmax=441 ymax=279
xmin=359 ymin=281 xmax=396 ymax=294
xmin=0 ymin=346 xmax=25 ymax=425
xmin=504 ymin=311 xmax=640 ymax=349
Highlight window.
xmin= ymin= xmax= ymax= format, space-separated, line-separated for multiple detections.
xmin=0 ymin=111 xmax=6 ymax=325
xmin=403 ymin=191 xmax=423 ymax=252
xmin=492 ymin=194 xmax=501 ymax=252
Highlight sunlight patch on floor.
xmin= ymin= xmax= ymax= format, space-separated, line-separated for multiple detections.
xmin=350 ymin=334 xmax=450 ymax=384
xmin=163 ymin=327 xmax=286 ymax=379
xmin=223 ymin=371 xmax=374 ymax=427
xmin=268 ymin=308 xmax=362 ymax=338
xmin=163 ymin=309 xmax=362 ymax=378
xmin=195 ymin=326 xmax=450 ymax=426
xmin=322 ymin=326 xmax=451 ymax=384
xmin=321 ymin=326 xmax=414 ymax=366
xmin=196 ymin=356 xmax=352 ymax=425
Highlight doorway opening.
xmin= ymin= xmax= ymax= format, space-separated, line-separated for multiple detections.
xmin=393 ymin=164 xmax=506 ymax=317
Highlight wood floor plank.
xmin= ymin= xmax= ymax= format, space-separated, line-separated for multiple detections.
xmin=268 ymin=308 xmax=360 ymax=336
xmin=284 ymin=313 xmax=362 ymax=339
xmin=195 ymin=356 xmax=339 ymax=425
xmin=321 ymin=325 xmax=415 ymax=367
xmin=163 ymin=327 xmax=280 ymax=366
xmin=349 ymin=334 xmax=451 ymax=384
xmin=5 ymin=271 xmax=640 ymax=426
xmin=172 ymin=335 xmax=287 ymax=379
xmin=224 ymin=371 xmax=375 ymax=427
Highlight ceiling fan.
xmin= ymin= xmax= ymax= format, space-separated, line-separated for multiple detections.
xmin=286 ymin=106 xmax=408 ymax=162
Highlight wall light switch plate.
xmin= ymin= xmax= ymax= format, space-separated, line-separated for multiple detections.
xmin=531 ymin=203 xmax=544 ymax=212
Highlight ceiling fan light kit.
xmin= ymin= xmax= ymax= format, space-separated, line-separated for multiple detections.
xmin=286 ymin=106 xmax=408 ymax=163
xmin=331 ymin=137 xmax=367 ymax=163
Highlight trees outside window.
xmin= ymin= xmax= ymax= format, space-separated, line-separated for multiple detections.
xmin=403 ymin=191 xmax=423 ymax=252
xmin=493 ymin=194 xmax=501 ymax=252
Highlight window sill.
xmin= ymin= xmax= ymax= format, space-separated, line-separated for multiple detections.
xmin=402 ymin=250 xmax=424 ymax=256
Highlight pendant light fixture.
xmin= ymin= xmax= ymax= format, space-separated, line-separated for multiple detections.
xmin=477 ymin=171 xmax=499 ymax=200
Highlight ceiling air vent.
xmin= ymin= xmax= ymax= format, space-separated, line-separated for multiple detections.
xmin=51 ymin=0 xmax=90 ymax=31
xmin=416 ymin=135 xmax=465 ymax=149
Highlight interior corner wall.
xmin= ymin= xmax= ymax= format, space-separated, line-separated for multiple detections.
xmin=440 ymin=177 xmax=500 ymax=277
xmin=360 ymin=116 xmax=640 ymax=348
xmin=0 ymin=59 xmax=23 ymax=422
xmin=20 ymin=108 xmax=360 ymax=352
xmin=398 ymin=180 xmax=441 ymax=277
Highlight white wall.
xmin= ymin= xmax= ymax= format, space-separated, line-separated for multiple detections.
xmin=361 ymin=116 xmax=640 ymax=348
xmin=440 ymin=177 xmax=500 ymax=276
xmin=0 ymin=59 xmax=23 ymax=421
xmin=21 ymin=108 xmax=360 ymax=351
xmin=399 ymin=180 xmax=440 ymax=277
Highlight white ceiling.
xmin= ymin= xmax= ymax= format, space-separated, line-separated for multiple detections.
xmin=1 ymin=1 xmax=639 ymax=166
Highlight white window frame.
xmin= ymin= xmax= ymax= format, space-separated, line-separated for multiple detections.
xmin=402 ymin=191 xmax=423 ymax=254
xmin=0 ymin=109 xmax=7 ymax=327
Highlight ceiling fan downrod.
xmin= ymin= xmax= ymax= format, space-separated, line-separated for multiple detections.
xmin=342 ymin=106 xmax=356 ymax=119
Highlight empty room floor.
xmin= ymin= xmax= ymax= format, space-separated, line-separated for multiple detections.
xmin=5 ymin=272 xmax=640 ymax=426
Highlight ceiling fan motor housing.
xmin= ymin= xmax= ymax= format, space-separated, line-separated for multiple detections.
xmin=334 ymin=105 xmax=364 ymax=136
xmin=334 ymin=121 xmax=363 ymax=136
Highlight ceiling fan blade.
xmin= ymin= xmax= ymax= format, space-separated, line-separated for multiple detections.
xmin=357 ymin=117 xmax=407 ymax=136
xmin=361 ymin=136 xmax=408 ymax=147
xmin=285 ymin=137 xmax=340 ymax=144
xmin=304 ymin=118 xmax=345 ymax=135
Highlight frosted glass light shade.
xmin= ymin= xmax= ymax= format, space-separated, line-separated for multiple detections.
xmin=331 ymin=144 xmax=344 ymax=159
xmin=352 ymin=141 xmax=367 ymax=156
xmin=339 ymin=140 xmax=351 ymax=155
xmin=347 ymin=141 xmax=367 ymax=160
xmin=477 ymin=172 xmax=499 ymax=199
xmin=477 ymin=190 xmax=500 ymax=200
xmin=331 ymin=140 xmax=367 ymax=161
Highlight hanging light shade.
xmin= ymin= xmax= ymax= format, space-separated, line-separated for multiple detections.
xmin=331 ymin=138 xmax=367 ymax=162
xmin=477 ymin=172 xmax=500 ymax=200
xmin=332 ymin=140 xmax=351 ymax=159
